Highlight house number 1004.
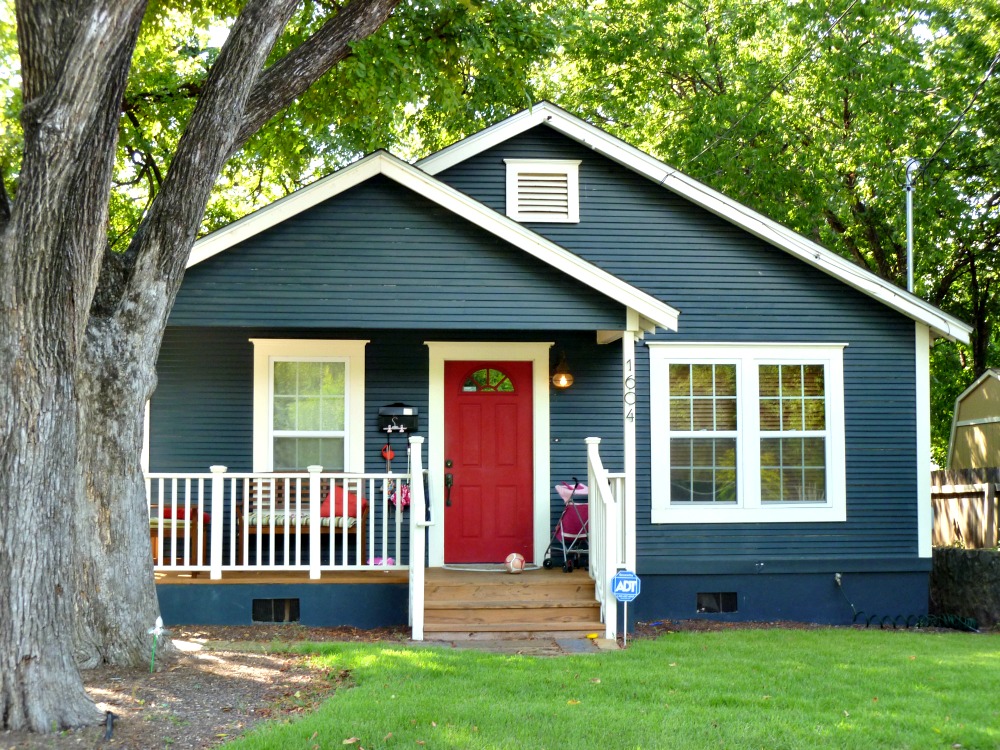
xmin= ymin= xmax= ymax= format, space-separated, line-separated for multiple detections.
xmin=624 ymin=359 xmax=636 ymax=422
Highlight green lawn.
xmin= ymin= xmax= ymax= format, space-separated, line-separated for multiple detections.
xmin=223 ymin=629 xmax=1000 ymax=750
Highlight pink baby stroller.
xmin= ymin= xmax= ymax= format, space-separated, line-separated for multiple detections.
xmin=543 ymin=480 xmax=589 ymax=573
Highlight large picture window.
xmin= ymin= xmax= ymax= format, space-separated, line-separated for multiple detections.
xmin=251 ymin=339 xmax=368 ymax=472
xmin=649 ymin=343 xmax=846 ymax=523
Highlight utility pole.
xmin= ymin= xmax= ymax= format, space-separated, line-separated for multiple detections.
xmin=905 ymin=158 xmax=920 ymax=293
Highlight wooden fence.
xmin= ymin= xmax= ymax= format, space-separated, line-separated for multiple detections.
xmin=931 ymin=468 xmax=999 ymax=548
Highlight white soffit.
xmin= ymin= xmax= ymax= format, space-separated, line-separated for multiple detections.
xmin=419 ymin=103 xmax=971 ymax=344
xmin=187 ymin=151 xmax=679 ymax=333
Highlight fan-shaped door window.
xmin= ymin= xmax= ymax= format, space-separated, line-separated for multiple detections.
xmin=461 ymin=367 xmax=515 ymax=393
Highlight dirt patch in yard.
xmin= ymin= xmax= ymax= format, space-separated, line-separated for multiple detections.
xmin=0 ymin=625 xmax=408 ymax=750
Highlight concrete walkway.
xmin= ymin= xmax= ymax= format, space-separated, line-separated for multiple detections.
xmin=416 ymin=637 xmax=620 ymax=656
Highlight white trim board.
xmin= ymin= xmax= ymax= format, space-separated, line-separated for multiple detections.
xmin=419 ymin=102 xmax=971 ymax=344
xmin=424 ymin=341 xmax=553 ymax=567
xmin=188 ymin=151 xmax=678 ymax=334
xmin=915 ymin=324 xmax=932 ymax=558
xmin=250 ymin=338 xmax=368 ymax=473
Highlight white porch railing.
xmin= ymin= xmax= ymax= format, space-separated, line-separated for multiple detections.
xmin=407 ymin=437 xmax=430 ymax=640
xmin=146 ymin=437 xmax=427 ymax=582
xmin=586 ymin=436 xmax=627 ymax=640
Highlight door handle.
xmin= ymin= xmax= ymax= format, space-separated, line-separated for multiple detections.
xmin=444 ymin=472 xmax=454 ymax=506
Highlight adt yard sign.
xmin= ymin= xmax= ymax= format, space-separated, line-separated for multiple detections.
xmin=612 ymin=570 xmax=640 ymax=602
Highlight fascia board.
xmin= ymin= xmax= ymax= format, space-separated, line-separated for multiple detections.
xmin=541 ymin=112 xmax=971 ymax=344
xmin=422 ymin=102 xmax=971 ymax=343
xmin=187 ymin=154 xmax=385 ymax=269
xmin=378 ymin=157 xmax=679 ymax=331
xmin=417 ymin=107 xmax=550 ymax=173
xmin=954 ymin=368 xmax=1000 ymax=406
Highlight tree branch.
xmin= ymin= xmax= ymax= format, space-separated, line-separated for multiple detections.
xmin=234 ymin=0 xmax=401 ymax=149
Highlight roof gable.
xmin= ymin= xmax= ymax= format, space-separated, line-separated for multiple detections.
xmin=189 ymin=151 xmax=678 ymax=334
xmin=418 ymin=102 xmax=971 ymax=343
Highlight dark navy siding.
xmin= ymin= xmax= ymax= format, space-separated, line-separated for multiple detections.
xmin=438 ymin=126 xmax=922 ymax=569
xmin=170 ymin=176 xmax=623 ymax=330
xmin=623 ymin=570 xmax=930 ymax=629
xmin=154 ymin=123 xmax=931 ymax=630
xmin=157 ymin=582 xmax=408 ymax=628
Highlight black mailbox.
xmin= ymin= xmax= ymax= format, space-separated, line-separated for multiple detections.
xmin=378 ymin=403 xmax=419 ymax=433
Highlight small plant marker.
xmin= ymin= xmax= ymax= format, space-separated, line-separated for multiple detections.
xmin=147 ymin=616 xmax=171 ymax=672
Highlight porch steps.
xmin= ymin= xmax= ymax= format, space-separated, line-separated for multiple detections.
xmin=422 ymin=567 xmax=604 ymax=640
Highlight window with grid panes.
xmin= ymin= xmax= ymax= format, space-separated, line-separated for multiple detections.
xmin=649 ymin=344 xmax=846 ymax=524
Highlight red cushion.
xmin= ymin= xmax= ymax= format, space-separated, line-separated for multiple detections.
xmin=161 ymin=506 xmax=211 ymax=523
xmin=320 ymin=485 xmax=368 ymax=517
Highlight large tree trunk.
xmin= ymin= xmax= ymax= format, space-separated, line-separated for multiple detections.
xmin=69 ymin=0 xmax=398 ymax=669
xmin=2 ymin=0 xmax=398 ymax=728
xmin=72 ymin=317 xmax=164 ymax=668
xmin=0 ymin=314 xmax=100 ymax=730
xmin=0 ymin=0 xmax=148 ymax=729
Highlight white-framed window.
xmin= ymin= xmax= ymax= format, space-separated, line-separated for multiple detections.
xmin=649 ymin=343 xmax=847 ymax=523
xmin=504 ymin=159 xmax=581 ymax=223
xmin=251 ymin=339 xmax=368 ymax=472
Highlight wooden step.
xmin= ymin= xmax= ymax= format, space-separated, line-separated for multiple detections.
xmin=425 ymin=599 xmax=595 ymax=610
xmin=425 ymin=606 xmax=600 ymax=627
xmin=421 ymin=567 xmax=604 ymax=637
xmin=424 ymin=621 xmax=604 ymax=637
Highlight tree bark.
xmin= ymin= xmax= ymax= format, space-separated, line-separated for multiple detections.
xmin=0 ymin=0 xmax=146 ymax=727
xmin=71 ymin=0 xmax=399 ymax=671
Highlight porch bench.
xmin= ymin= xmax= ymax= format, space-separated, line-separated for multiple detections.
xmin=237 ymin=476 xmax=368 ymax=565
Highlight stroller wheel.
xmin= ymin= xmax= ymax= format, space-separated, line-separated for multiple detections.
xmin=563 ymin=562 xmax=572 ymax=573
xmin=543 ymin=558 xmax=553 ymax=569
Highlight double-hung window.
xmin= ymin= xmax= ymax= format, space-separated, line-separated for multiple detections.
xmin=251 ymin=339 xmax=368 ymax=472
xmin=649 ymin=343 xmax=846 ymax=523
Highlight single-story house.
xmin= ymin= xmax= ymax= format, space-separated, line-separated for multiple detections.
xmin=147 ymin=102 xmax=972 ymax=638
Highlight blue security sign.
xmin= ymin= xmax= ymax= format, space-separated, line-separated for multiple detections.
xmin=611 ymin=570 xmax=641 ymax=602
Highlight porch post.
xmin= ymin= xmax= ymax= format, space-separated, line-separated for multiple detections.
xmin=308 ymin=465 xmax=322 ymax=579
xmin=622 ymin=322 xmax=638 ymax=572
xmin=408 ymin=436 xmax=427 ymax=641
xmin=209 ymin=465 xmax=227 ymax=579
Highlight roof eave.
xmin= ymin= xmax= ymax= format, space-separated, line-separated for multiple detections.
xmin=188 ymin=150 xmax=679 ymax=334
xmin=421 ymin=102 xmax=971 ymax=344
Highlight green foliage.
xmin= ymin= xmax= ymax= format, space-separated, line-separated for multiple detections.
xmin=0 ymin=0 xmax=21 ymax=196
xmin=543 ymin=0 xmax=1000 ymax=454
xmin=110 ymin=0 xmax=571 ymax=240
xmin=222 ymin=631 xmax=1000 ymax=749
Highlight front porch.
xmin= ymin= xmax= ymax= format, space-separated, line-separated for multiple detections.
xmin=149 ymin=438 xmax=627 ymax=639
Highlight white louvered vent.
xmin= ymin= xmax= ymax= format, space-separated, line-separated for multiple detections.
xmin=505 ymin=159 xmax=581 ymax=223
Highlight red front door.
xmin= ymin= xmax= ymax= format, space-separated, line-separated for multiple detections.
xmin=444 ymin=361 xmax=534 ymax=563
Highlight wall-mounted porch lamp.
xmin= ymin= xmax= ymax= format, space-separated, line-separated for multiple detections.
xmin=551 ymin=352 xmax=574 ymax=389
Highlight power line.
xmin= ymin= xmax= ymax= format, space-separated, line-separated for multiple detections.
xmin=917 ymin=45 xmax=1000 ymax=184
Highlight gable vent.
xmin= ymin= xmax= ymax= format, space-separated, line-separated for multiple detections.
xmin=505 ymin=159 xmax=580 ymax=223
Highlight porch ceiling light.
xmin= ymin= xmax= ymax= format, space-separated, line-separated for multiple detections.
xmin=552 ymin=352 xmax=574 ymax=389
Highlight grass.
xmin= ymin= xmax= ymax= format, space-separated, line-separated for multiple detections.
xmin=222 ymin=629 xmax=1000 ymax=750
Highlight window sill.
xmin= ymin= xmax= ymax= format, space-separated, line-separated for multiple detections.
xmin=651 ymin=503 xmax=846 ymax=524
